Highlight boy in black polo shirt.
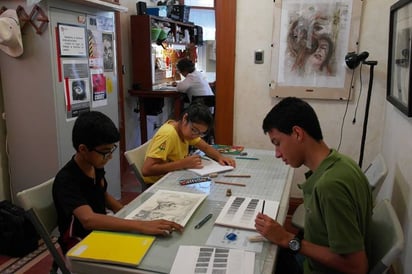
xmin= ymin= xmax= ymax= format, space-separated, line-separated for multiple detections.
xmin=53 ymin=111 xmax=183 ymax=253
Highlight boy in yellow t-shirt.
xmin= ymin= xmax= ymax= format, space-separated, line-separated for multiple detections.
xmin=142 ymin=102 xmax=235 ymax=184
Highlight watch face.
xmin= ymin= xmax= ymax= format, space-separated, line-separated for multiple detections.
xmin=289 ymin=239 xmax=301 ymax=252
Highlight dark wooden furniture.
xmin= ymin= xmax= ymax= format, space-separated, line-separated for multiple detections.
xmin=129 ymin=89 xmax=185 ymax=143
xmin=130 ymin=15 xmax=196 ymax=90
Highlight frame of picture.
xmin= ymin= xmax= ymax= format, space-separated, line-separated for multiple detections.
xmin=387 ymin=0 xmax=412 ymax=117
xmin=269 ymin=0 xmax=363 ymax=100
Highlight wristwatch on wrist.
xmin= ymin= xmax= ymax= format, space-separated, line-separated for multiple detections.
xmin=288 ymin=230 xmax=303 ymax=253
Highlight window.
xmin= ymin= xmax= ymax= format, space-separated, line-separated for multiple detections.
xmin=189 ymin=8 xmax=215 ymax=40
xmin=184 ymin=0 xmax=214 ymax=8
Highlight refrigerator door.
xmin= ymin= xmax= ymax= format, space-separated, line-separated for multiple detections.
xmin=49 ymin=6 xmax=120 ymax=197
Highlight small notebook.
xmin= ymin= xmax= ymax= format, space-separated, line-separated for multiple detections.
xmin=188 ymin=157 xmax=234 ymax=176
xmin=67 ymin=230 xmax=155 ymax=267
xmin=215 ymin=196 xmax=279 ymax=230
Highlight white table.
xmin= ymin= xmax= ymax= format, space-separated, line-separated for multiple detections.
xmin=69 ymin=148 xmax=293 ymax=274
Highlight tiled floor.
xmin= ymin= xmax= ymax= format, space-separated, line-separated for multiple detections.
xmin=119 ymin=165 xmax=142 ymax=204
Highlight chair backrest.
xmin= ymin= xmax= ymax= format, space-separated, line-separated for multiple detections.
xmin=192 ymin=95 xmax=215 ymax=108
xmin=17 ymin=178 xmax=57 ymax=234
xmin=124 ymin=140 xmax=152 ymax=186
xmin=368 ymin=199 xmax=404 ymax=274
xmin=364 ymin=154 xmax=388 ymax=200
xmin=16 ymin=178 xmax=71 ymax=274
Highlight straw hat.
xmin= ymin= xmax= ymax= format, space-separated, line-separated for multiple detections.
xmin=0 ymin=9 xmax=23 ymax=57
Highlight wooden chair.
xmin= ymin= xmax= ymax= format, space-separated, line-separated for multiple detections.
xmin=369 ymin=199 xmax=404 ymax=274
xmin=16 ymin=178 xmax=71 ymax=274
xmin=124 ymin=140 xmax=152 ymax=191
xmin=291 ymin=154 xmax=388 ymax=230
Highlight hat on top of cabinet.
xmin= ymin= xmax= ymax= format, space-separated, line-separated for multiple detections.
xmin=0 ymin=9 xmax=23 ymax=58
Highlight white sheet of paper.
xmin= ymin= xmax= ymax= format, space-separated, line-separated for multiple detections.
xmin=188 ymin=158 xmax=234 ymax=176
xmin=206 ymin=226 xmax=263 ymax=253
xmin=124 ymin=190 xmax=207 ymax=227
xmin=170 ymin=245 xmax=255 ymax=274
xmin=215 ymin=196 xmax=279 ymax=230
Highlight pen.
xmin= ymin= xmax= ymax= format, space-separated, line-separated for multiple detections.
xmin=195 ymin=213 xmax=213 ymax=229
xmin=235 ymin=157 xmax=259 ymax=160
xmin=262 ymin=200 xmax=265 ymax=214
xmin=201 ymin=156 xmax=211 ymax=161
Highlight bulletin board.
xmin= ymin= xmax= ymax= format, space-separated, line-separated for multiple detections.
xmin=269 ymin=0 xmax=363 ymax=100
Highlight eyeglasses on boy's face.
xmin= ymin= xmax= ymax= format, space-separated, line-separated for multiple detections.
xmin=189 ymin=121 xmax=208 ymax=137
xmin=91 ymin=144 xmax=118 ymax=159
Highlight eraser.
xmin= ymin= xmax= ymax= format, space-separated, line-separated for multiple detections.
xmin=248 ymin=235 xmax=266 ymax=242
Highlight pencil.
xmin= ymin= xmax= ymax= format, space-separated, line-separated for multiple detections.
xmin=223 ymin=175 xmax=251 ymax=178
xmin=235 ymin=157 xmax=259 ymax=160
xmin=262 ymin=200 xmax=265 ymax=213
xmin=214 ymin=181 xmax=246 ymax=187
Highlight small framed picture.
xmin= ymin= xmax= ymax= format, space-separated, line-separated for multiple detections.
xmin=387 ymin=0 xmax=412 ymax=117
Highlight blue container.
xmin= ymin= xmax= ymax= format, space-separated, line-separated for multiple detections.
xmin=147 ymin=7 xmax=167 ymax=17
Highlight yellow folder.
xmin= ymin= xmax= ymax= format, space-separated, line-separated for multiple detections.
xmin=67 ymin=230 xmax=155 ymax=267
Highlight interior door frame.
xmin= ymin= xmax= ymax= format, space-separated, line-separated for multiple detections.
xmin=115 ymin=2 xmax=236 ymax=172
xmin=215 ymin=1 xmax=235 ymax=146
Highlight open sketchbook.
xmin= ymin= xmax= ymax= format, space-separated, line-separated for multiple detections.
xmin=170 ymin=245 xmax=254 ymax=274
xmin=215 ymin=196 xmax=279 ymax=230
xmin=67 ymin=230 xmax=155 ymax=267
xmin=188 ymin=157 xmax=234 ymax=176
xmin=125 ymin=190 xmax=207 ymax=227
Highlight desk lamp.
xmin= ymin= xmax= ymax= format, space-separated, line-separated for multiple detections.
xmin=345 ymin=51 xmax=378 ymax=168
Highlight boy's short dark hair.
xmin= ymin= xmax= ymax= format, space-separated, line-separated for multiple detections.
xmin=72 ymin=111 xmax=120 ymax=151
xmin=181 ymin=102 xmax=214 ymax=128
xmin=176 ymin=58 xmax=195 ymax=73
xmin=262 ymin=97 xmax=323 ymax=141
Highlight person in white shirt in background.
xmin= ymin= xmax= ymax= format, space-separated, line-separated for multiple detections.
xmin=173 ymin=58 xmax=214 ymax=102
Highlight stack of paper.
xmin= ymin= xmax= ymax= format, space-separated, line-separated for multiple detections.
xmin=215 ymin=196 xmax=279 ymax=230
xmin=67 ymin=230 xmax=155 ymax=267
xmin=212 ymin=144 xmax=245 ymax=155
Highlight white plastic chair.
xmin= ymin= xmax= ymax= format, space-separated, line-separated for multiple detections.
xmin=364 ymin=154 xmax=388 ymax=201
xmin=291 ymin=154 xmax=388 ymax=230
xmin=16 ymin=178 xmax=71 ymax=274
xmin=368 ymin=199 xmax=404 ymax=274
xmin=124 ymin=140 xmax=152 ymax=191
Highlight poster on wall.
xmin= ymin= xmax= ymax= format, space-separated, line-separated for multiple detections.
xmin=102 ymin=33 xmax=114 ymax=71
xmin=270 ymin=0 xmax=363 ymax=100
xmin=91 ymin=68 xmax=108 ymax=107
xmin=62 ymin=59 xmax=91 ymax=119
xmin=58 ymin=24 xmax=87 ymax=57
xmin=87 ymin=16 xmax=103 ymax=69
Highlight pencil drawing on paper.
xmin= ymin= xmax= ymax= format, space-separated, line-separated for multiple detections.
xmin=125 ymin=190 xmax=207 ymax=226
